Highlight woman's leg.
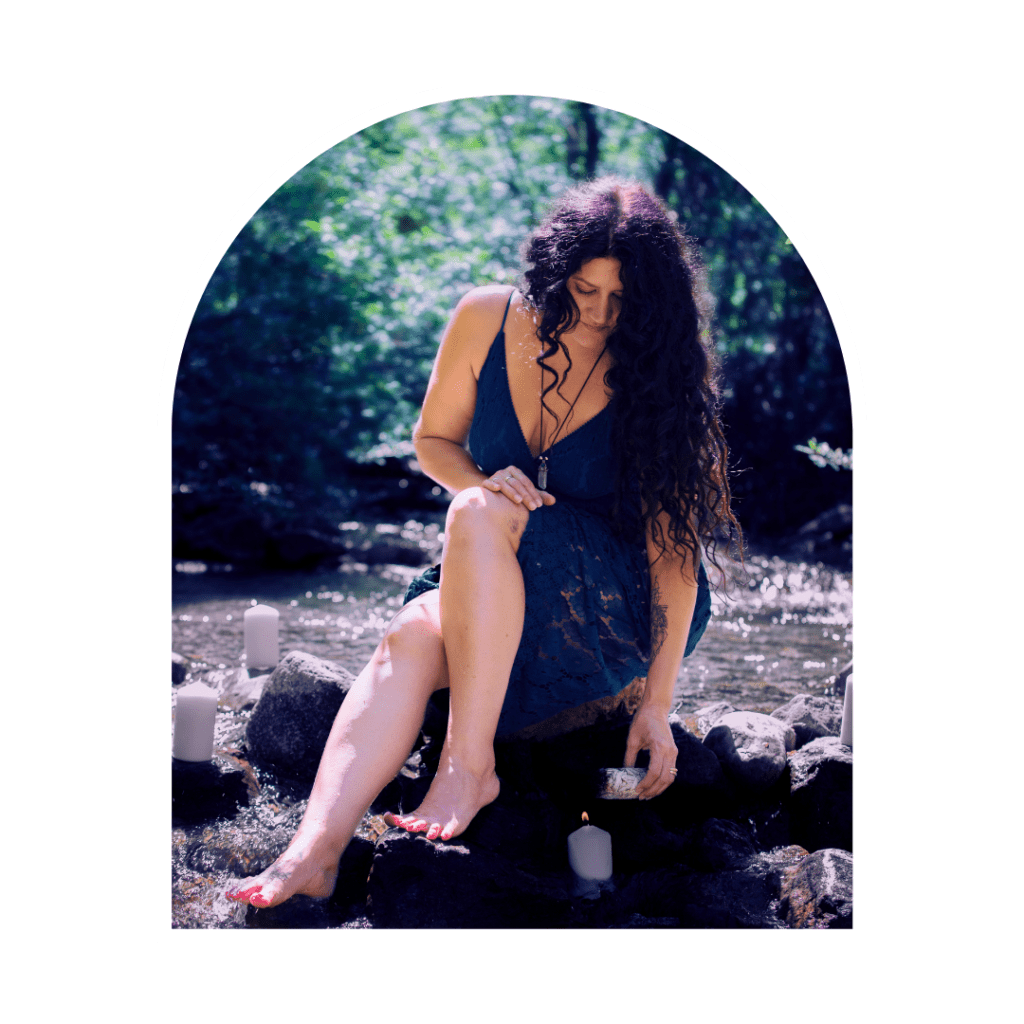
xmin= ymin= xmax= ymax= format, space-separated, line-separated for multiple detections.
xmin=226 ymin=592 xmax=448 ymax=908
xmin=386 ymin=487 xmax=528 ymax=841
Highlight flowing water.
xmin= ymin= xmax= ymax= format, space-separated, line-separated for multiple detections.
xmin=171 ymin=517 xmax=851 ymax=928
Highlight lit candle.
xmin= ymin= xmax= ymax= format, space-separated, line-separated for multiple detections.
xmin=567 ymin=812 xmax=612 ymax=899
xmin=244 ymin=603 xmax=279 ymax=669
xmin=839 ymin=674 xmax=853 ymax=747
xmin=173 ymin=681 xmax=218 ymax=761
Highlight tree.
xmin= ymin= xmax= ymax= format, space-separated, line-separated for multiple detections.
xmin=173 ymin=96 xmax=852 ymax=565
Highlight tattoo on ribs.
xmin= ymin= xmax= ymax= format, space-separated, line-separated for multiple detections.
xmin=650 ymin=578 xmax=669 ymax=662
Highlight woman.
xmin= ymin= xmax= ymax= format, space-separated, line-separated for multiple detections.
xmin=226 ymin=177 xmax=740 ymax=910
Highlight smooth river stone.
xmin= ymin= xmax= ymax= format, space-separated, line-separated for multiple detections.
xmin=703 ymin=711 xmax=792 ymax=792
xmin=779 ymin=848 xmax=853 ymax=928
xmin=770 ymin=694 xmax=839 ymax=748
xmin=246 ymin=651 xmax=355 ymax=779
xmin=682 ymin=701 xmax=738 ymax=739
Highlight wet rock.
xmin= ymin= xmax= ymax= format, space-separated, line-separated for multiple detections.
xmin=679 ymin=701 xmax=738 ymax=739
xmin=171 ymin=753 xmax=251 ymax=826
xmin=172 ymin=652 xmax=189 ymax=684
xmin=759 ymin=844 xmax=812 ymax=894
xmin=770 ymin=694 xmax=843 ymax=747
xmin=681 ymin=818 xmax=759 ymax=872
xmin=221 ymin=668 xmax=271 ymax=711
xmin=620 ymin=861 xmax=786 ymax=929
xmin=188 ymin=658 xmax=854 ymax=929
xmin=244 ymin=836 xmax=377 ymax=929
xmin=737 ymin=768 xmax=795 ymax=851
xmin=366 ymin=829 xmax=573 ymax=928
xmin=246 ymin=651 xmax=355 ymax=780
xmin=587 ymin=802 xmax=694 ymax=875
xmin=788 ymin=736 xmax=852 ymax=852
xmin=703 ymin=711 xmax=792 ymax=791
xmin=778 ymin=848 xmax=852 ymax=928
xmin=669 ymin=724 xmax=732 ymax=788
xmin=782 ymin=503 xmax=852 ymax=569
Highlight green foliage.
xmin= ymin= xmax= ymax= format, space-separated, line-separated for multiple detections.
xmin=174 ymin=96 xmax=851 ymax=546
xmin=795 ymin=439 xmax=853 ymax=472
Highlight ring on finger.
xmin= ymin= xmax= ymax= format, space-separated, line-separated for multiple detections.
xmin=669 ymin=768 xmax=678 ymax=775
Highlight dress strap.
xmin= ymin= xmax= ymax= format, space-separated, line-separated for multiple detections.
xmin=498 ymin=288 xmax=515 ymax=333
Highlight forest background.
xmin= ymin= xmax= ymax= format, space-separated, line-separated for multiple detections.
xmin=172 ymin=95 xmax=852 ymax=570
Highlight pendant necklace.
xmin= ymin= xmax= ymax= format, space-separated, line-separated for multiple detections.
xmin=536 ymin=340 xmax=608 ymax=491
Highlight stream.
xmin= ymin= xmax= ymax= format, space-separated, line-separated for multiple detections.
xmin=171 ymin=516 xmax=851 ymax=928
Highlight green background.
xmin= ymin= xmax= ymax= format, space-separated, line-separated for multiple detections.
xmin=8 ymin=0 xmax=1011 ymax=1011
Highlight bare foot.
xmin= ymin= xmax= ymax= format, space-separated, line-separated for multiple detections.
xmin=385 ymin=750 xmax=500 ymax=842
xmin=225 ymin=839 xmax=339 ymax=909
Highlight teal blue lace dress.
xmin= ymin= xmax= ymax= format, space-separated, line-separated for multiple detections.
xmin=405 ymin=295 xmax=712 ymax=736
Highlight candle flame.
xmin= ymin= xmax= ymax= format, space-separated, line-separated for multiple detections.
xmin=581 ymin=812 xmax=589 ymax=824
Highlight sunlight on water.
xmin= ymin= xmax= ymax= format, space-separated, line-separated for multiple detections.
xmin=171 ymin=525 xmax=852 ymax=928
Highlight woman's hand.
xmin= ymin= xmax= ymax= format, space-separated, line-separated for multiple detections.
xmin=480 ymin=465 xmax=556 ymax=511
xmin=624 ymin=703 xmax=679 ymax=800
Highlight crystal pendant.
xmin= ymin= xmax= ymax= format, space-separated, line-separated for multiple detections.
xmin=537 ymin=455 xmax=548 ymax=491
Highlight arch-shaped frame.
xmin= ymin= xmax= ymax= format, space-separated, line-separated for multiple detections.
xmin=155 ymin=77 xmax=868 ymax=942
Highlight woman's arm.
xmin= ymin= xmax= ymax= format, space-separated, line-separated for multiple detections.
xmin=413 ymin=286 xmax=554 ymax=509
xmin=412 ymin=287 xmax=507 ymax=495
xmin=624 ymin=509 xmax=701 ymax=799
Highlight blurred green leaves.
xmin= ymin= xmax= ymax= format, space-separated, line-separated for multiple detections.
xmin=173 ymin=95 xmax=851 ymax=539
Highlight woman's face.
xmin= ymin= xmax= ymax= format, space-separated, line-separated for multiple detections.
xmin=565 ymin=257 xmax=623 ymax=349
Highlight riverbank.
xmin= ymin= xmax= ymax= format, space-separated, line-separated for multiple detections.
xmin=171 ymin=529 xmax=851 ymax=928
xmin=173 ymin=523 xmax=852 ymax=715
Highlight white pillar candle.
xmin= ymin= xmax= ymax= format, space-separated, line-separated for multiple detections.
xmin=567 ymin=813 xmax=613 ymax=895
xmin=173 ymin=681 xmax=218 ymax=761
xmin=244 ymin=603 xmax=279 ymax=669
xmin=839 ymin=675 xmax=853 ymax=747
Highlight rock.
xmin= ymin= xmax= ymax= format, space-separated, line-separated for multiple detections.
xmin=760 ymin=844 xmax=812 ymax=895
xmin=620 ymin=861 xmax=787 ymax=929
xmin=703 ymin=711 xmax=792 ymax=791
xmin=797 ymin=503 xmax=852 ymax=539
xmin=246 ymin=651 xmax=355 ymax=779
xmin=172 ymin=652 xmax=189 ymax=684
xmin=778 ymin=848 xmax=852 ymax=928
xmin=366 ymin=829 xmax=573 ymax=928
xmin=587 ymin=802 xmax=696 ymax=875
xmin=245 ymin=837 xmax=377 ymax=928
xmin=739 ymin=769 xmax=796 ymax=850
xmin=265 ymin=528 xmax=346 ymax=570
xmin=681 ymin=818 xmax=758 ymax=872
xmin=788 ymin=736 xmax=852 ymax=852
xmin=679 ymin=701 xmax=738 ymax=739
xmin=171 ymin=754 xmax=251 ymax=826
xmin=221 ymin=668 xmax=271 ymax=711
xmin=770 ymin=694 xmax=842 ymax=747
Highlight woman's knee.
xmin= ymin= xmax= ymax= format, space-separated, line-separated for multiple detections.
xmin=380 ymin=596 xmax=448 ymax=686
xmin=445 ymin=486 xmax=529 ymax=546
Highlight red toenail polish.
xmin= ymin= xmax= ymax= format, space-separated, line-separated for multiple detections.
xmin=229 ymin=884 xmax=262 ymax=902
xmin=251 ymin=894 xmax=270 ymax=907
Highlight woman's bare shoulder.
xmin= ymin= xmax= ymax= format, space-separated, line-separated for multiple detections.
xmin=452 ymin=284 xmax=517 ymax=321
xmin=442 ymin=285 xmax=517 ymax=363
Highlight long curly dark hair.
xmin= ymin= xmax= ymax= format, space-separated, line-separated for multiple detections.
xmin=520 ymin=176 xmax=741 ymax=578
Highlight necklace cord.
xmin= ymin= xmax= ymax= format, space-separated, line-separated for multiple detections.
xmin=538 ymin=340 xmax=608 ymax=456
